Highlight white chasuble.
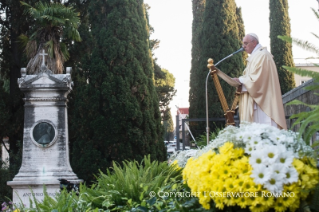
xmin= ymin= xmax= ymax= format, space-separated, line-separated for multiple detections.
xmin=238 ymin=46 xmax=287 ymax=130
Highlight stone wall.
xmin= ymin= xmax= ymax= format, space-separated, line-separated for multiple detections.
xmin=282 ymin=79 xmax=319 ymax=142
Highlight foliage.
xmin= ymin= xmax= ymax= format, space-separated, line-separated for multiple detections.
xmin=13 ymin=155 xmax=214 ymax=212
xmin=0 ymin=0 xmax=34 ymax=184
xmin=269 ymin=0 xmax=295 ymax=94
xmin=11 ymin=188 xmax=92 ymax=212
xmin=163 ymin=110 xmax=174 ymax=141
xmin=0 ymin=165 xmax=11 ymax=204
xmin=195 ymin=125 xmax=223 ymax=148
xmin=154 ymin=63 xmax=177 ymax=122
xmin=20 ymin=1 xmax=81 ymax=74
xmin=278 ymin=8 xmax=319 ymax=146
xmin=69 ymin=0 xmax=166 ymax=184
xmin=0 ymin=139 xmax=22 ymax=205
xmin=79 ymin=155 xmax=182 ymax=210
xmin=189 ymin=0 xmax=245 ymax=137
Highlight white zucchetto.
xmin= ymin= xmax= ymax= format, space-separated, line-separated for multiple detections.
xmin=248 ymin=33 xmax=259 ymax=42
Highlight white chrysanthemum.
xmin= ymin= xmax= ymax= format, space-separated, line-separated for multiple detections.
xmin=251 ymin=164 xmax=271 ymax=185
xmin=249 ymin=152 xmax=267 ymax=166
xmin=235 ymin=131 xmax=247 ymax=141
xmin=244 ymin=144 xmax=254 ymax=154
xmin=249 ymin=136 xmax=263 ymax=147
xmin=264 ymin=173 xmax=284 ymax=193
xmin=282 ymin=167 xmax=299 ymax=184
xmin=276 ymin=151 xmax=294 ymax=167
xmin=269 ymin=163 xmax=287 ymax=178
xmin=262 ymin=146 xmax=279 ymax=164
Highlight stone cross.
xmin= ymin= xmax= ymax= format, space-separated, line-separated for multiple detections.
xmin=39 ymin=49 xmax=48 ymax=66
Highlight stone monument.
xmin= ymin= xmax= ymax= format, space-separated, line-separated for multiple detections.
xmin=7 ymin=50 xmax=82 ymax=207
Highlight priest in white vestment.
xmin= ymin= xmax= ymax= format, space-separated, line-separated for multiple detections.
xmin=233 ymin=33 xmax=287 ymax=130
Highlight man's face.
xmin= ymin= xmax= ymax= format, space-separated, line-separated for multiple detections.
xmin=242 ymin=35 xmax=257 ymax=54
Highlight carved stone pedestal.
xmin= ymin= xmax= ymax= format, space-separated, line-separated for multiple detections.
xmin=7 ymin=66 xmax=82 ymax=207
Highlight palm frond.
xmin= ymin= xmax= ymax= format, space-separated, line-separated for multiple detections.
xmin=278 ymin=35 xmax=319 ymax=55
xmin=311 ymin=7 xmax=319 ymax=22
xmin=18 ymin=34 xmax=29 ymax=48
xmin=311 ymin=32 xmax=319 ymax=39
xmin=60 ymin=42 xmax=70 ymax=61
xmin=283 ymin=66 xmax=319 ymax=78
xmin=20 ymin=1 xmax=81 ymax=74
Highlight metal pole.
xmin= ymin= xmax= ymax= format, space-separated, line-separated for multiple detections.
xmin=182 ymin=120 xmax=186 ymax=150
xmin=205 ymin=71 xmax=211 ymax=145
xmin=176 ymin=115 xmax=180 ymax=151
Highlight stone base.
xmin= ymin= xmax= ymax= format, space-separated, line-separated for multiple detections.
xmin=7 ymin=179 xmax=82 ymax=208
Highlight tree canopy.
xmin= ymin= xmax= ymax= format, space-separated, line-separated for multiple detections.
xmin=189 ymin=0 xmax=245 ymax=136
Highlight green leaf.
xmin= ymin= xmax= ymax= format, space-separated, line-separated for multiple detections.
xmin=147 ymin=197 xmax=156 ymax=206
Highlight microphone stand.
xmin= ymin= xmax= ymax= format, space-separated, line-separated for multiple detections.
xmin=205 ymin=48 xmax=244 ymax=145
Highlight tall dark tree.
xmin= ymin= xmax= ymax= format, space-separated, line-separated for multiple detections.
xmin=0 ymin=0 xmax=42 ymax=201
xmin=189 ymin=0 xmax=245 ymax=136
xmin=189 ymin=0 xmax=206 ymax=128
xmin=69 ymin=0 xmax=166 ymax=183
xmin=236 ymin=7 xmax=248 ymax=66
xmin=269 ymin=0 xmax=295 ymax=94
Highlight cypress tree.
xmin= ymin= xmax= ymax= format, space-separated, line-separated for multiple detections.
xmin=189 ymin=0 xmax=245 ymax=136
xmin=69 ymin=0 xmax=166 ymax=183
xmin=189 ymin=0 xmax=206 ymax=136
xmin=269 ymin=0 xmax=295 ymax=94
xmin=236 ymin=7 xmax=247 ymax=66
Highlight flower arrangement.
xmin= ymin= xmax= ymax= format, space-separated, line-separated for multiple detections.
xmin=175 ymin=122 xmax=319 ymax=212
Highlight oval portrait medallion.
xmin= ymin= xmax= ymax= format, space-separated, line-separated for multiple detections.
xmin=31 ymin=120 xmax=57 ymax=148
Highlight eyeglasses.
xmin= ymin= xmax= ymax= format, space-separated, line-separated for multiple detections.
xmin=242 ymin=41 xmax=252 ymax=47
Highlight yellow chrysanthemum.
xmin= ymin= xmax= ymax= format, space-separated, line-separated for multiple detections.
xmin=249 ymin=203 xmax=270 ymax=212
xmin=219 ymin=142 xmax=234 ymax=154
xmin=273 ymin=198 xmax=288 ymax=212
xmin=278 ymin=195 xmax=297 ymax=208
xmin=232 ymin=147 xmax=244 ymax=159
xmin=224 ymin=178 xmax=237 ymax=192
xmin=236 ymin=195 xmax=249 ymax=209
xmin=182 ymin=140 xmax=319 ymax=211
xmin=292 ymin=159 xmax=304 ymax=172
xmin=223 ymin=195 xmax=237 ymax=207
xmin=214 ymin=197 xmax=225 ymax=210
xmin=220 ymin=165 xmax=232 ymax=179
xmin=259 ymin=194 xmax=275 ymax=208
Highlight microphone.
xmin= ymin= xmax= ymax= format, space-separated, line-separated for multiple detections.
xmin=232 ymin=47 xmax=244 ymax=55
xmin=215 ymin=47 xmax=244 ymax=66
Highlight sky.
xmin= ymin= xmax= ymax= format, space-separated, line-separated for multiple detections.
xmin=144 ymin=0 xmax=319 ymax=123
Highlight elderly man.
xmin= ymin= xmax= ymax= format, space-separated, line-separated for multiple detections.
xmin=233 ymin=33 xmax=287 ymax=130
